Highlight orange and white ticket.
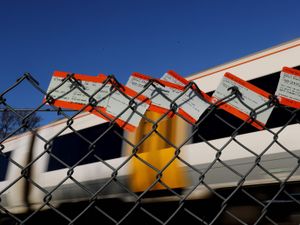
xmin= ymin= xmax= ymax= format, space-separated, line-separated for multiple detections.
xmin=212 ymin=72 xmax=273 ymax=129
xmin=161 ymin=70 xmax=211 ymax=123
xmin=46 ymin=71 xmax=151 ymax=131
xmin=126 ymin=72 xmax=182 ymax=116
xmin=160 ymin=70 xmax=188 ymax=86
xmin=275 ymin=67 xmax=300 ymax=108
xmin=45 ymin=71 xmax=110 ymax=111
xmin=105 ymin=85 xmax=151 ymax=132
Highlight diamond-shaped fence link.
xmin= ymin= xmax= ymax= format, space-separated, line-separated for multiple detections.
xmin=0 ymin=73 xmax=299 ymax=225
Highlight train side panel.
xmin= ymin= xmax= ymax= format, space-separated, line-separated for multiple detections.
xmin=29 ymin=113 xmax=129 ymax=209
xmin=182 ymin=124 xmax=300 ymax=198
xmin=0 ymin=132 xmax=34 ymax=214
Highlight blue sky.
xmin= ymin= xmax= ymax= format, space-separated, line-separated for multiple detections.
xmin=0 ymin=0 xmax=300 ymax=124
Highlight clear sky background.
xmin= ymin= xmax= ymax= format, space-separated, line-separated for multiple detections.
xmin=0 ymin=0 xmax=300 ymax=124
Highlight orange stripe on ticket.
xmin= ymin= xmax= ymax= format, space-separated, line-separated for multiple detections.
xmin=282 ymin=67 xmax=300 ymax=77
xmin=218 ymin=103 xmax=265 ymax=130
xmin=225 ymin=72 xmax=270 ymax=99
xmin=106 ymin=84 xmax=151 ymax=132
xmin=279 ymin=96 xmax=300 ymax=109
xmin=166 ymin=70 xmax=189 ymax=85
xmin=131 ymin=72 xmax=184 ymax=91
xmin=101 ymin=111 xmax=137 ymax=132
xmin=178 ymin=108 xmax=197 ymax=124
xmin=119 ymin=84 xmax=151 ymax=105
xmin=53 ymin=70 xmax=107 ymax=83
xmin=165 ymin=70 xmax=212 ymax=104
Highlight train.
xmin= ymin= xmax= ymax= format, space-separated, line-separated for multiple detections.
xmin=1 ymin=38 xmax=300 ymax=222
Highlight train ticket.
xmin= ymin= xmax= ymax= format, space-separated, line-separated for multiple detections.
xmin=160 ymin=70 xmax=188 ymax=86
xmin=168 ymin=87 xmax=211 ymax=123
xmin=126 ymin=72 xmax=210 ymax=123
xmin=105 ymin=85 xmax=151 ymax=131
xmin=161 ymin=70 xmax=211 ymax=123
xmin=45 ymin=71 xmax=110 ymax=110
xmin=212 ymin=72 xmax=273 ymax=129
xmin=126 ymin=72 xmax=182 ymax=116
xmin=275 ymin=67 xmax=300 ymax=108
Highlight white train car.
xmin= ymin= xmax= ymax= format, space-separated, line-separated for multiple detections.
xmin=182 ymin=38 xmax=300 ymax=196
xmin=0 ymin=38 xmax=300 ymax=218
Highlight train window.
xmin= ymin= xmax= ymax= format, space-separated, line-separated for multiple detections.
xmin=0 ymin=151 xmax=11 ymax=181
xmin=47 ymin=123 xmax=124 ymax=171
xmin=193 ymin=66 xmax=300 ymax=143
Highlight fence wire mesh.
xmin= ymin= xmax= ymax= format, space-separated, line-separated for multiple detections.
xmin=0 ymin=72 xmax=300 ymax=225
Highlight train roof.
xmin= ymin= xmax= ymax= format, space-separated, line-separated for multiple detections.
xmin=186 ymin=37 xmax=300 ymax=92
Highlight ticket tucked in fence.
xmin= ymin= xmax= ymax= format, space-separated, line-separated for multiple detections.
xmin=160 ymin=70 xmax=189 ymax=86
xmin=275 ymin=67 xmax=300 ymax=109
xmin=160 ymin=70 xmax=211 ymax=123
xmin=45 ymin=71 xmax=151 ymax=131
xmin=211 ymin=72 xmax=273 ymax=129
xmin=105 ymin=85 xmax=151 ymax=132
xmin=44 ymin=71 xmax=110 ymax=112
xmin=126 ymin=72 xmax=183 ymax=116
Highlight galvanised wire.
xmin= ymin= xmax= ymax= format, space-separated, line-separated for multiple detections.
xmin=0 ymin=73 xmax=299 ymax=225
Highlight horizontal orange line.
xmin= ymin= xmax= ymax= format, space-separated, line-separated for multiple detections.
xmin=190 ymin=43 xmax=300 ymax=81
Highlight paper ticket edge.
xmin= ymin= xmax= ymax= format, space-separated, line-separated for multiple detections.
xmin=218 ymin=103 xmax=265 ymax=130
xmin=131 ymin=71 xmax=213 ymax=122
xmin=177 ymin=108 xmax=197 ymax=124
xmin=163 ymin=71 xmax=213 ymax=123
xmin=130 ymin=72 xmax=184 ymax=117
xmin=224 ymin=72 xmax=270 ymax=99
xmin=282 ymin=66 xmax=300 ymax=77
xmin=53 ymin=70 xmax=107 ymax=83
xmin=164 ymin=71 xmax=208 ymax=123
xmin=131 ymin=72 xmax=185 ymax=91
xmin=164 ymin=70 xmax=212 ymax=103
xmin=279 ymin=96 xmax=300 ymax=109
xmin=117 ymin=84 xmax=152 ymax=104
xmin=105 ymin=84 xmax=152 ymax=132
xmin=213 ymin=73 xmax=273 ymax=130
xmin=277 ymin=67 xmax=300 ymax=109
xmin=165 ymin=70 xmax=189 ymax=85
xmin=45 ymin=70 xmax=109 ymax=105
xmin=148 ymin=104 xmax=175 ymax=117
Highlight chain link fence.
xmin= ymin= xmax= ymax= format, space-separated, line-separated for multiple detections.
xmin=0 ymin=72 xmax=300 ymax=225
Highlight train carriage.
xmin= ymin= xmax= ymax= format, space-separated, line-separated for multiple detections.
xmin=0 ymin=38 xmax=300 ymax=216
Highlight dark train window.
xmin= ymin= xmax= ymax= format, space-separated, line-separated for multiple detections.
xmin=193 ymin=65 xmax=300 ymax=143
xmin=47 ymin=123 xmax=124 ymax=171
xmin=0 ymin=151 xmax=11 ymax=181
